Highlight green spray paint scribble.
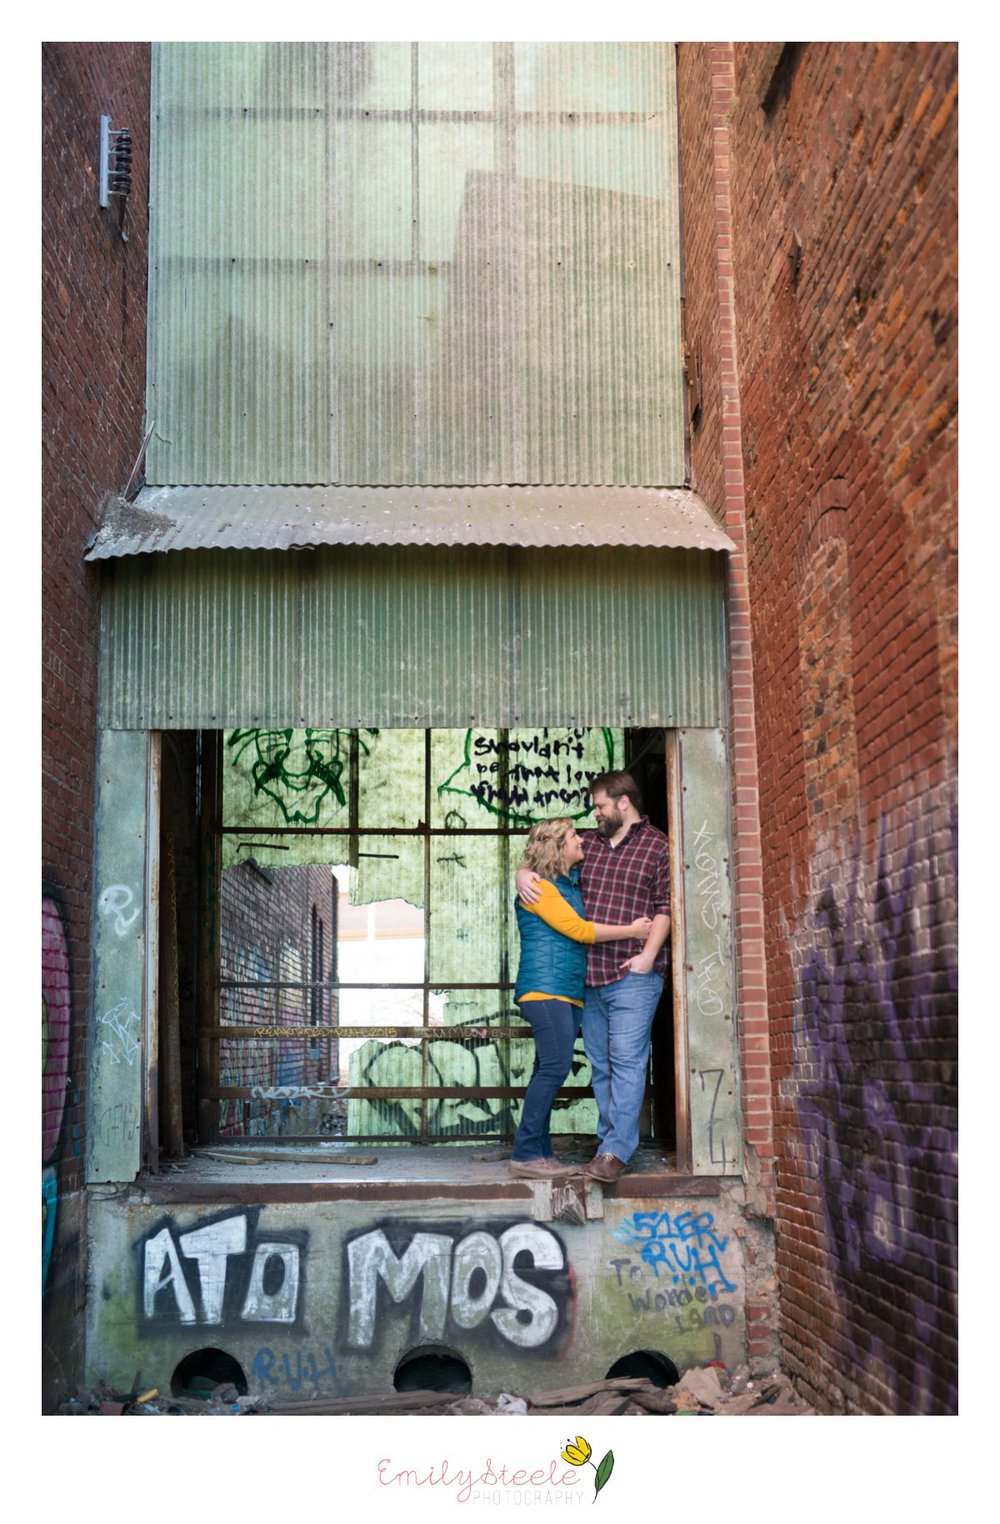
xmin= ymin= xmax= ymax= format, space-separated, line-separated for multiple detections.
xmin=227 ymin=728 xmax=378 ymax=826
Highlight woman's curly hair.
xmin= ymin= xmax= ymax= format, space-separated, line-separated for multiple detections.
xmin=520 ymin=818 xmax=576 ymax=882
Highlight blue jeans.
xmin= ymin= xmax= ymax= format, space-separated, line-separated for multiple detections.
xmin=582 ymin=973 xmax=664 ymax=1163
xmin=511 ymin=1000 xmax=580 ymax=1160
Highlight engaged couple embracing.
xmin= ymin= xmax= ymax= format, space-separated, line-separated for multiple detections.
xmin=509 ymin=770 xmax=671 ymax=1184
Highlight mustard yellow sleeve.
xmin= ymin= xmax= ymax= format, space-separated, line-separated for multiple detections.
xmin=519 ymin=879 xmax=596 ymax=943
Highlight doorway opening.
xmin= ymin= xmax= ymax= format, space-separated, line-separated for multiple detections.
xmin=153 ymin=726 xmax=677 ymax=1161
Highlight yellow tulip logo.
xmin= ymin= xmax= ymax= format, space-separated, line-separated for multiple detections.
xmin=559 ymin=1435 xmax=614 ymax=1500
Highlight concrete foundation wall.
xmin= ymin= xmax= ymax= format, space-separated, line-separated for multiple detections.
xmin=86 ymin=1186 xmax=750 ymax=1401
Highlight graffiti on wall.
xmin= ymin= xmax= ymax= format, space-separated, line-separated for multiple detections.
xmin=343 ymin=1220 xmax=571 ymax=1354
xmin=251 ymin=1344 xmax=339 ymax=1395
xmin=605 ymin=1208 xmax=740 ymax=1366
xmin=97 ymin=883 xmax=140 ymax=937
xmin=611 ymin=1209 xmax=736 ymax=1296
xmin=227 ymin=727 xmax=378 ymax=826
xmin=137 ymin=1210 xmax=306 ymax=1330
xmin=790 ymin=806 xmax=958 ymax=1413
xmin=689 ymin=822 xmax=728 ymax=1023
xmin=439 ymin=728 xmax=616 ymax=825
xmin=42 ymin=895 xmax=72 ymax=1296
xmin=97 ymin=997 xmax=141 ymax=1066
xmin=347 ymin=1036 xmax=595 ymax=1140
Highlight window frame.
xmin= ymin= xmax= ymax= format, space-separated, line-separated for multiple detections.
xmin=192 ymin=724 xmax=679 ymax=1150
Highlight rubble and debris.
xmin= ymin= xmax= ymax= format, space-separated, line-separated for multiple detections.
xmin=53 ymin=1365 xmax=813 ymax=1416
xmin=672 ymin=1365 xmax=726 ymax=1412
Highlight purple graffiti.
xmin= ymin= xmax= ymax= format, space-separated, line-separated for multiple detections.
xmin=793 ymin=806 xmax=957 ymax=1413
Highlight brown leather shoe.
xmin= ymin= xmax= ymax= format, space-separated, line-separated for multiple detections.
xmin=583 ymin=1153 xmax=628 ymax=1183
xmin=509 ymin=1157 xmax=577 ymax=1180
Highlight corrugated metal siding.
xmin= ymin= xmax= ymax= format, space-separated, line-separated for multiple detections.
xmin=148 ymin=44 xmax=331 ymax=485
xmin=99 ymin=547 xmax=726 ymax=730
xmin=147 ymin=42 xmax=684 ymax=488
xmin=86 ymin=484 xmax=734 ymax=559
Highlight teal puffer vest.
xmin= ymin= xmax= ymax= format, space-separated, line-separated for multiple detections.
xmin=514 ymin=870 xmax=588 ymax=1003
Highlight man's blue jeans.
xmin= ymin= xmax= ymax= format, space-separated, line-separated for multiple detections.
xmin=582 ymin=973 xmax=664 ymax=1163
xmin=511 ymin=1000 xmax=580 ymax=1161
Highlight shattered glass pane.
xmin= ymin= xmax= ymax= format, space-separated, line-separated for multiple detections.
xmin=353 ymin=833 xmax=425 ymax=910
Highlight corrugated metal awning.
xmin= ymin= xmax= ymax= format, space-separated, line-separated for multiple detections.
xmin=85 ymin=484 xmax=735 ymax=560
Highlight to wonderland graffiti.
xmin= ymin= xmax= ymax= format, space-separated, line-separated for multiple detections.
xmin=791 ymin=806 xmax=958 ymax=1413
xmin=344 ymin=1220 xmax=572 ymax=1354
xmin=137 ymin=1210 xmax=306 ymax=1331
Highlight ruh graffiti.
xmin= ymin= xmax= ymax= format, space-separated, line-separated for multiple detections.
xmin=611 ymin=1208 xmax=737 ymax=1296
xmin=343 ymin=1219 xmax=572 ymax=1355
xmin=790 ymin=803 xmax=958 ymax=1413
xmin=42 ymin=894 xmax=73 ymax=1297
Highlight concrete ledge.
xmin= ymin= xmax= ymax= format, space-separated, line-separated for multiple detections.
xmin=133 ymin=1170 xmax=725 ymax=1206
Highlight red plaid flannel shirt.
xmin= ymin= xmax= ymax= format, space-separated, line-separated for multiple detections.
xmin=580 ymin=817 xmax=671 ymax=986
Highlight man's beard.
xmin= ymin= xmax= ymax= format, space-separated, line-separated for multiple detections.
xmin=595 ymin=805 xmax=624 ymax=838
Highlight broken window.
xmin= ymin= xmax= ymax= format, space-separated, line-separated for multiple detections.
xmin=159 ymin=726 xmax=676 ymax=1151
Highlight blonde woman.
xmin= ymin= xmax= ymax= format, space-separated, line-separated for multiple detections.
xmin=510 ymin=818 xmax=651 ymax=1179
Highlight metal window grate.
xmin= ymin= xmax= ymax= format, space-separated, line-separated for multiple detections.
xmin=207 ymin=724 xmax=668 ymax=1143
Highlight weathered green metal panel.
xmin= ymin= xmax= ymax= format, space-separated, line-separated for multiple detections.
xmin=679 ymin=728 xmax=742 ymax=1175
xmin=147 ymin=43 xmax=330 ymax=485
xmin=147 ymin=41 xmax=685 ymax=487
xmin=98 ymin=547 xmax=727 ymax=730
xmin=87 ymin=730 xmax=150 ymax=1183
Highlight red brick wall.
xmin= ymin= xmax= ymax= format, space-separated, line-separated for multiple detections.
xmin=41 ymin=43 xmax=150 ymax=1407
xmin=677 ymin=42 xmax=778 ymax=1374
xmin=678 ymin=42 xmax=957 ymax=1413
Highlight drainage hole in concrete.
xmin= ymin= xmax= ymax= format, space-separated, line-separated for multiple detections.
xmin=394 ymin=1345 xmax=472 ymax=1393
xmin=170 ymin=1346 xmax=249 ymax=1400
xmin=605 ymin=1349 xmax=679 ymax=1388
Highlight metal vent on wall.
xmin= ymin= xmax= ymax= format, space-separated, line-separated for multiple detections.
xmin=99 ymin=115 xmax=133 ymax=206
